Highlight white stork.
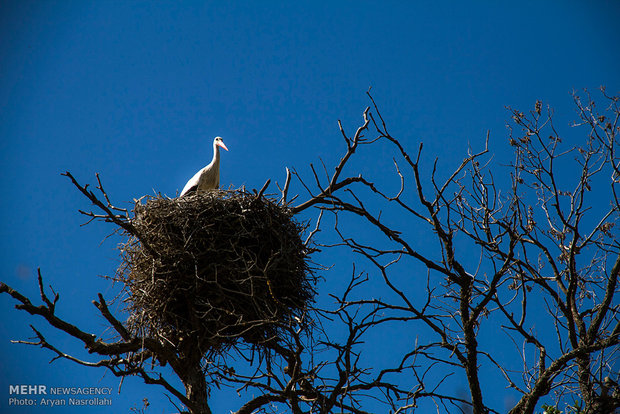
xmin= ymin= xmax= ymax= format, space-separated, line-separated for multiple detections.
xmin=179 ymin=136 xmax=229 ymax=197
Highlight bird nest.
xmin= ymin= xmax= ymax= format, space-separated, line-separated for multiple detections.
xmin=117 ymin=190 xmax=315 ymax=355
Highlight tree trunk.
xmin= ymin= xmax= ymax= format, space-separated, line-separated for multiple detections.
xmin=183 ymin=364 xmax=212 ymax=414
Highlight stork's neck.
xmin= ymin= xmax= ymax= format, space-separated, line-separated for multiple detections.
xmin=212 ymin=141 xmax=221 ymax=165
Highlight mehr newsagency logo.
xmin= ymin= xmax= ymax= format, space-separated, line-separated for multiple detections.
xmin=8 ymin=384 xmax=113 ymax=408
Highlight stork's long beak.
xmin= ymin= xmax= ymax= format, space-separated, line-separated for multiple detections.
xmin=218 ymin=141 xmax=229 ymax=151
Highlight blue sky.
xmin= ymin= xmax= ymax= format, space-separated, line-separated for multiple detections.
xmin=1 ymin=1 xmax=619 ymax=413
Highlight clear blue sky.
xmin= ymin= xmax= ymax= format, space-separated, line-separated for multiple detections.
xmin=1 ymin=2 xmax=619 ymax=413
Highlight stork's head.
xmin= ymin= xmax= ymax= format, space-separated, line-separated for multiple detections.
xmin=214 ymin=136 xmax=229 ymax=151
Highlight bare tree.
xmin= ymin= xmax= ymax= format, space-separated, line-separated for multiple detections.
xmin=1 ymin=88 xmax=618 ymax=414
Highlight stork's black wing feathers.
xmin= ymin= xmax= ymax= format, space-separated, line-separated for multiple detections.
xmin=181 ymin=185 xmax=198 ymax=197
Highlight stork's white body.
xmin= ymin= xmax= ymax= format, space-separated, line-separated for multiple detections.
xmin=180 ymin=136 xmax=228 ymax=197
